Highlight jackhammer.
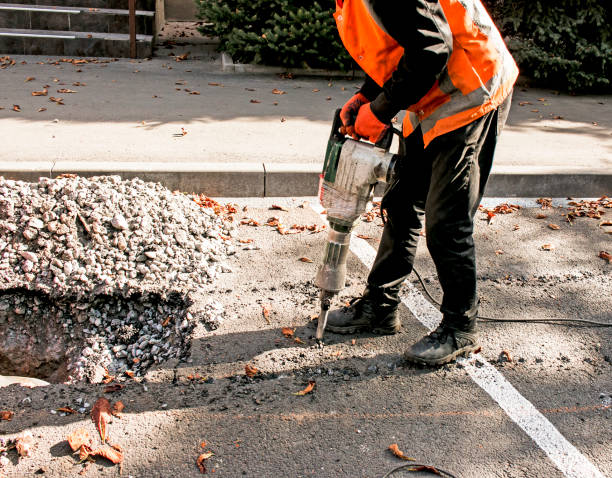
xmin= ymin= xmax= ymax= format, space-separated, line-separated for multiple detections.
xmin=315 ymin=109 xmax=400 ymax=340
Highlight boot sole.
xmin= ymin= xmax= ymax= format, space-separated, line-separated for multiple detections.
xmin=404 ymin=344 xmax=480 ymax=366
xmin=325 ymin=324 xmax=400 ymax=336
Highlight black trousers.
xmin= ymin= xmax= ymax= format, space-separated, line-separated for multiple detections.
xmin=367 ymin=94 xmax=512 ymax=324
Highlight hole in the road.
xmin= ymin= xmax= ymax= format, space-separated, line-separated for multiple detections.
xmin=0 ymin=289 xmax=197 ymax=384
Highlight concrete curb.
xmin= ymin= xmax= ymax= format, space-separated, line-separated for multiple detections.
xmin=1 ymin=162 xmax=610 ymax=197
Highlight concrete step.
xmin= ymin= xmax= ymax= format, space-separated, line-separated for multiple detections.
xmin=0 ymin=27 xmax=153 ymax=57
xmin=3 ymin=0 xmax=154 ymax=11
xmin=0 ymin=3 xmax=154 ymax=35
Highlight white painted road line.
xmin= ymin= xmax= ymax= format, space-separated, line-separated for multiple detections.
xmin=310 ymin=202 xmax=606 ymax=478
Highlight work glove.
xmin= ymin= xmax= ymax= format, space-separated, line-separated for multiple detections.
xmin=354 ymin=103 xmax=390 ymax=144
xmin=339 ymin=92 xmax=370 ymax=138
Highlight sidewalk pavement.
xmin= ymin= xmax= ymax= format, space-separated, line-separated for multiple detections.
xmin=1 ymin=53 xmax=610 ymax=197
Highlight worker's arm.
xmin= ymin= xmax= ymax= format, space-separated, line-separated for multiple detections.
xmin=367 ymin=0 xmax=453 ymax=122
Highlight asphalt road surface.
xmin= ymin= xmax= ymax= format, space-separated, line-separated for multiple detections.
xmin=1 ymin=196 xmax=610 ymax=478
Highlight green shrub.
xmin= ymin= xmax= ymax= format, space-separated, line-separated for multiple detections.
xmin=484 ymin=0 xmax=611 ymax=92
xmin=196 ymin=0 xmax=354 ymax=71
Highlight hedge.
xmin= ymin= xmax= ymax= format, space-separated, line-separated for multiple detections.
xmin=197 ymin=0 xmax=611 ymax=92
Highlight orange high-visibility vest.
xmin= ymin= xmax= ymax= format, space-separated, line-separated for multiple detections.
xmin=334 ymin=0 xmax=518 ymax=147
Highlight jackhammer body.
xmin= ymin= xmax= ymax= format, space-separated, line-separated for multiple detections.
xmin=315 ymin=110 xmax=398 ymax=340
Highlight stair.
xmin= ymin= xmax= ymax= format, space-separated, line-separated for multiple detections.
xmin=0 ymin=0 xmax=155 ymax=57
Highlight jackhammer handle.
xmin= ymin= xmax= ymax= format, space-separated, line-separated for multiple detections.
xmin=374 ymin=126 xmax=402 ymax=151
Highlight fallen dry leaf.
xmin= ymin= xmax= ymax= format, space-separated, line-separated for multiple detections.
xmin=12 ymin=104 xmax=21 ymax=112
xmin=0 ymin=410 xmax=14 ymax=421
xmin=281 ymin=327 xmax=294 ymax=338
xmin=208 ymin=82 xmax=223 ymax=87
xmin=330 ymin=350 xmax=341 ymax=357
xmin=512 ymin=224 xmax=520 ymax=231
xmin=294 ymin=337 xmax=305 ymax=344
xmin=176 ymin=52 xmax=190 ymax=61
xmin=73 ymin=82 xmax=86 ymax=86
xmin=388 ymin=443 xmax=414 ymax=461
xmin=500 ymin=350 xmax=513 ymax=362
xmin=87 ymin=445 xmax=123 ymax=464
xmin=548 ymin=223 xmax=561 ymax=230
xmin=356 ymin=234 xmax=372 ymax=239
xmin=271 ymin=88 xmax=286 ymax=95
xmin=112 ymin=401 xmax=125 ymax=416
xmin=312 ymin=88 xmax=320 ymax=92
xmin=91 ymin=397 xmax=113 ymax=442
xmin=238 ymin=238 xmax=254 ymax=244
xmin=197 ymin=451 xmax=214 ymax=473
xmin=25 ymin=76 xmax=35 ymax=82
xmin=262 ymin=305 xmax=271 ymax=324
xmin=31 ymin=88 xmax=48 ymax=96
xmin=49 ymin=96 xmax=64 ymax=105
xmin=536 ymin=213 xmax=548 ymax=219
xmin=270 ymin=204 xmax=288 ymax=211
xmin=38 ymin=107 xmax=47 ymax=112
xmin=409 ymin=465 xmax=442 ymax=476
xmin=57 ymin=407 xmax=77 ymax=414
xmin=541 ymin=244 xmax=555 ymax=251
xmin=299 ymin=257 xmax=313 ymax=263
xmin=245 ymin=364 xmax=258 ymax=378
xmin=103 ymin=384 xmax=124 ymax=393
xmin=495 ymin=249 xmax=504 ymax=255
xmin=67 ymin=428 xmax=91 ymax=452
xmin=294 ymin=380 xmax=315 ymax=396
xmin=250 ymin=99 xmax=261 ymax=104
xmin=536 ymin=197 xmax=552 ymax=209
xmin=518 ymin=101 xmax=532 ymax=106
xmin=57 ymin=88 xmax=77 ymax=93
xmin=190 ymin=91 xmax=200 ymax=95
xmin=599 ymin=251 xmax=612 ymax=263
xmin=351 ymin=339 xmax=356 ymax=346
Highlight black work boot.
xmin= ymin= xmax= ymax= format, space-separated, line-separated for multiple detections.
xmin=404 ymin=317 xmax=479 ymax=366
xmin=324 ymin=286 xmax=401 ymax=335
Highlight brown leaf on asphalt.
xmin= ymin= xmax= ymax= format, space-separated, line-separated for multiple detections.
xmin=548 ymin=223 xmax=561 ymax=230
xmin=518 ymin=101 xmax=532 ymax=106
xmin=245 ymin=87 xmax=255 ymax=91
xmin=299 ymin=257 xmax=313 ymax=263
xmin=512 ymin=224 xmax=520 ymax=231
xmin=112 ymin=401 xmax=125 ymax=416
xmin=541 ymin=244 xmax=555 ymax=251
xmin=78 ymin=444 xmax=92 ymax=461
xmin=89 ymin=445 xmax=123 ymax=464
xmin=25 ymin=76 xmax=35 ymax=82
xmin=49 ymin=97 xmax=64 ymax=105
xmin=67 ymin=428 xmax=91 ymax=452
xmin=294 ymin=337 xmax=305 ymax=344
xmin=388 ymin=443 xmax=415 ymax=461
xmin=536 ymin=213 xmax=547 ymax=219
xmin=270 ymin=204 xmax=288 ymax=211
xmin=0 ymin=410 xmax=14 ymax=421
xmin=239 ymin=238 xmax=254 ymax=244
xmin=530 ymin=109 xmax=539 ymax=113
xmin=250 ymin=99 xmax=261 ymax=103
xmin=12 ymin=104 xmax=21 ymax=112
xmin=312 ymin=88 xmax=320 ymax=92
xmin=91 ymin=397 xmax=113 ymax=442
xmin=125 ymin=370 xmax=135 ymax=378
xmin=103 ymin=384 xmax=124 ymax=393
xmin=190 ymin=91 xmax=200 ymax=95
xmin=294 ymin=380 xmax=315 ymax=396
xmin=197 ymin=451 xmax=214 ymax=473
xmin=73 ymin=82 xmax=86 ymax=86
xmin=500 ymin=350 xmax=513 ymax=362
xmin=57 ymin=407 xmax=78 ymax=414
xmin=409 ymin=465 xmax=442 ymax=476
xmin=552 ymin=115 xmax=564 ymax=120
xmin=600 ymin=221 xmax=612 ymax=227
xmin=356 ymin=234 xmax=372 ymax=239
xmin=176 ymin=52 xmax=190 ymax=61
xmin=281 ymin=327 xmax=294 ymax=337
xmin=31 ymin=88 xmax=48 ymax=96
xmin=262 ymin=305 xmax=271 ymax=324
xmin=495 ymin=250 xmax=504 ymax=255
xmin=38 ymin=107 xmax=47 ymax=112
xmin=244 ymin=364 xmax=258 ymax=378
xmin=57 ymin=88 xmax=77 ymax=93
xmin=15 ymin=432 xmax=35 ymax=457
xmin=208 ymin=82 xmax=223 ymax=87
xmin=271 ymin=88 xmax=286 ymax=95
xmin=599 ymin=251 xmax=612 ymax=263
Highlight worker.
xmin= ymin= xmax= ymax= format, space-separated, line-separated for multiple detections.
xmin=325 ymin=0 xmax=518 ymax=365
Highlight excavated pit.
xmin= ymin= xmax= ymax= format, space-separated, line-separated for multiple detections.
xmin=0 ymin=289 xmax=215 ymax=383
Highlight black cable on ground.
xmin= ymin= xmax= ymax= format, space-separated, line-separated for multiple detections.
xmin=411 ymin=268 xmax=611 ymax=327
xmin=381 ymin=462 xmax=457 ymax=478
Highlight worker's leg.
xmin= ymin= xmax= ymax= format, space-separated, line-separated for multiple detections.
xmin=405 ymin=95 xmax=511 ymax=364
xmin=325 ymin=130 xmax=430 ymax=334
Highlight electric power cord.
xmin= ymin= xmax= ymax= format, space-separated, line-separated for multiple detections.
xmin=411 ymin=268 xmax=611 ymax=327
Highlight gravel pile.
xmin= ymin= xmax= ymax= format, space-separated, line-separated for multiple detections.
xmin=0 ymin=175 xmax=235 ymax=382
